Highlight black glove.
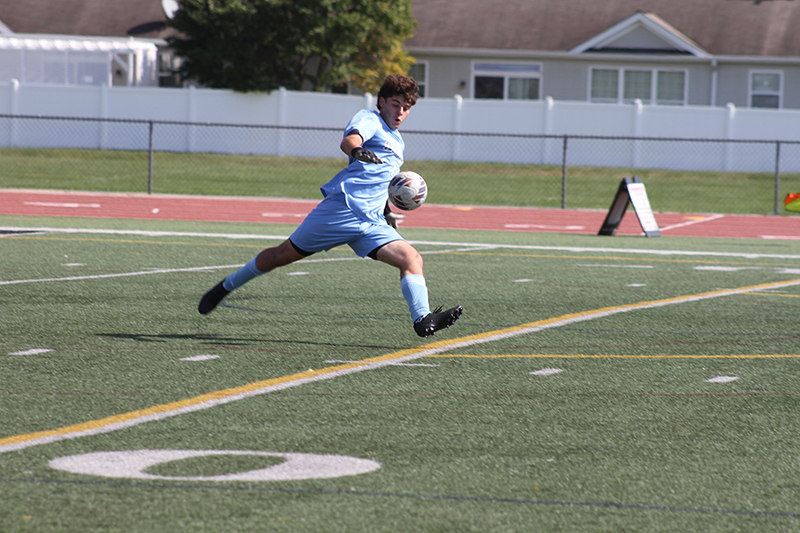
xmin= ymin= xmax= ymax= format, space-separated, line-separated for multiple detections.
xmin=384 ymin=201 xmax=406 ymax=229
xmin=351 ymin=146 xmax=383 ymax=164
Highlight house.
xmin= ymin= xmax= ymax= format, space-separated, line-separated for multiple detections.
xmin=0 ymin=0 xmax=176 ymax=87
xmin=406 ymin=0 xmax=800 ymax=109
xmin=1 ymin=0 xmax=798 ymax=109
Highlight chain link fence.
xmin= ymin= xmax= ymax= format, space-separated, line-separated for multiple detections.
xmin=2 ymin=114 xmax=800 ymax=215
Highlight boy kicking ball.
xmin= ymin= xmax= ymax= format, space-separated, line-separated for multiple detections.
xmin=199 ymin=75 xmax=462 ymax=337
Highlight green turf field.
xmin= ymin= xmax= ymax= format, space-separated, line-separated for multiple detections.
xmin=2 ymin=215 xmax=800 ymax=532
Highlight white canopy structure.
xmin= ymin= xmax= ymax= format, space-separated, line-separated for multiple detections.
xmin=0 ymin=33 xmax=159 ymax=87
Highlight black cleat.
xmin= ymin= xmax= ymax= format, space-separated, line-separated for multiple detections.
xmin=198 ymin=280 xmax=230 ymax=315
xmin=414 ymin=305 xmax=463 ymax=338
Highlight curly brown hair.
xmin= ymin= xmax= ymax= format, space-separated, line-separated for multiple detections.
xmin=377 ymin=75 xmax=419 ymax=109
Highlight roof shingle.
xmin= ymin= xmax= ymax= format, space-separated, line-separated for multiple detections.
xmin=0 ymin=0 xmax=170 ymax=39
xmin=407 ymin=0 xmax=800 ymax=57
xmin=1 ymin=0 xmax=798 ymax=57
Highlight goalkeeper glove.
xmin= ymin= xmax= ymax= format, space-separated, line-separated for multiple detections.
xmin=351 ymin=147 xmax=383 ymax=164
xmin=384 ymin=201 xmax=405 ymax=229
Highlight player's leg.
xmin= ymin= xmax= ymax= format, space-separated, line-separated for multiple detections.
xmin=372 ymin=240 xmax=462 ymax=337
xmin=373 ymin=239 xmax=428 ymax=319
xmin=199 ymin=197 xmax=352 ymax=316
xmin=198 ymin=239 xmax=306 ymax=315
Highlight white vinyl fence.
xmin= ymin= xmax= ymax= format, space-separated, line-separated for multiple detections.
xmin=2 ymin=81 xmax=800 ymax=172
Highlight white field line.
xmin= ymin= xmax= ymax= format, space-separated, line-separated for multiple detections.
xmin=4 ymin=226 xmax=800 ymax=260
xmin=657 ymin=213 xmax=726 ymax=232
xmin=0 ymin=266 xmax=244 ymax=286
xmin=761 ymin=235 xmax=800 ymax=241
xmin=22 ymin=202 xmax=101 ymax=209
xmin=0 ymin=226 xmax=292 ymax=240
xmin=2 ymin=277 xmax=800 ymax=454
xmin=409 ymin=240 xmax=800 ymax=261
xmin=0 ymin=249 xmax=491 ymax=287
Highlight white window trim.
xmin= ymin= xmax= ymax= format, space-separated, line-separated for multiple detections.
xmin=471 ymin=61 xmax=542 ymax=100
xmin=409 ymin=60 xmax=429 ymax=98
xmin=588 ymin=66 xmax=688 ymax=105
xmin=748 ymin=69 xmax=783 ymax=109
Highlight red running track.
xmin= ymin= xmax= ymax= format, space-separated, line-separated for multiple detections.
xmin=2 ymin=188 xmax=800 ymax=240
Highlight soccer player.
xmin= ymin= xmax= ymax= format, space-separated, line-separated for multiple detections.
xmin=198 ymin=75 xmax=462 ymax=337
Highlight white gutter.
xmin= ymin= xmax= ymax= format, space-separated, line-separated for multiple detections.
xmin=407 ymin=46 xmax=800 ymax=65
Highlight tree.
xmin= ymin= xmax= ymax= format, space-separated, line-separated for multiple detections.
xmin=167 ymin=0 xmax=417 ymax=93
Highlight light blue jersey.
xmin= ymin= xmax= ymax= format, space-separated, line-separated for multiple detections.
xmin=320 ymin=109 xmax=404 ymax=224
xmin=214 ymin=97 xmax=440 ymax=327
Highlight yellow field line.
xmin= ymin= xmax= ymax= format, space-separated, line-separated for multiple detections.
xmin=448 ymin=251 xmax=800 ymax=268
xmin=748 ymin=292 xmax=800 ymax=299
xmin=3 ymin=277 xmax=800 ymax=454
xmin=0 ymin=363 xmax=358 ymax=449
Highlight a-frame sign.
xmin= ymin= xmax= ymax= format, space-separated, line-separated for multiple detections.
xmin=598 ymin=176 xmax=661 ymax=237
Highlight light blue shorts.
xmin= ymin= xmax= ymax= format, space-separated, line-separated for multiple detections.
xmin=289 ymin=197 xmax=403 ymax=258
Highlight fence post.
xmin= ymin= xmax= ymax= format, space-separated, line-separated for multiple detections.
xmin=774 ymin=140 xmax=781 ymax=215
xmin=99 ymin=84 xmax=108 ymax=150
xmin=9 ymin=79 xmax=18 ymax=147
xmin=632 ymin=99 xmax=643 ymax=167
xmin=561 ymin=135 xmax=568 ymax=209
xmin=277 ymin=87 xmax=288 ymax=157
xmin=724 ymin=103 xmax=736 ymax=171
xmin=148 ymin=120 xmax=154 ymax=194
xmin=451 ymin=94 xmax=463 ymax=162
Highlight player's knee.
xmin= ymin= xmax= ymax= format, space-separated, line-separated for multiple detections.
xmin=257 ymin=241 xmax=302 ymax=271
xmin=407 ymin=250 xmax=424 ymax=273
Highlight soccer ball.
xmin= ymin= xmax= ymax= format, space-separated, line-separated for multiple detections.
xmin=388 ymin=171 xmax=427 ymax=211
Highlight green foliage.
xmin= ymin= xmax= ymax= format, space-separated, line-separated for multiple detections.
xmin=167 ymin=0 xmax=417 ymax=93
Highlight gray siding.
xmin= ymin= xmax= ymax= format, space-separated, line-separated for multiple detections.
xmin=412 ymin=51 xmax=800 ymax=110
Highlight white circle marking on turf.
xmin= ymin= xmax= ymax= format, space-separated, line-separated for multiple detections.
xmin=49 ymin=450 xmax=381 ymax=481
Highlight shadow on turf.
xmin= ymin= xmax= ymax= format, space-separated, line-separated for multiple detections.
xmin=97 ymin=333 xmax=399 ymax=350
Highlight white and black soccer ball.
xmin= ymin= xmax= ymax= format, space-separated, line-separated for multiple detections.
xmin=388 ymin=171 xmax=427 ymax=211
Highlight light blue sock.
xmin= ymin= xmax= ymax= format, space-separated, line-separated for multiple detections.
xmin=223 ymin=257 xmax=264 ymax=291
xmin=401 ymin=274 xmax=430 ymax=323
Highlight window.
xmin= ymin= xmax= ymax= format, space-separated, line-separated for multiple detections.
xmin=475 ymin=76 xmax=504 ymax=99
xmin=656 ymin=71 xmax=685 ymax=105
xmin=508 ymin=77 xmax=539 ymax=100
xmin=623 ymin=71 xmax=652 ymax=103
xmin=590 ymin=69 xmax=618 ymax=103
xmin=408 ymin=62 xmax=427 ymax=97
xmin=67 ymin=52 xmax=110 ymax=86
xmin=472 ymin=62 xmax=541 ymax=101
xmin=750 ymin=71 xmax=781 ymax=109
xmin=590 ymin=68 xmax=686 ymax=105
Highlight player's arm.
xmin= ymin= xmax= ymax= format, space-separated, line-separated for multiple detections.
xmin=341 ymin=131 xmax=383 ymax=164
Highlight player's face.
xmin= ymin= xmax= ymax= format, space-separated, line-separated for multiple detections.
xmin=379 ymin=96 xmax=412 ymax=130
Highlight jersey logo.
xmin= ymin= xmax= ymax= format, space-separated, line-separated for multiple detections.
xmin=382 ymin=140 xmax=403 ymax=161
